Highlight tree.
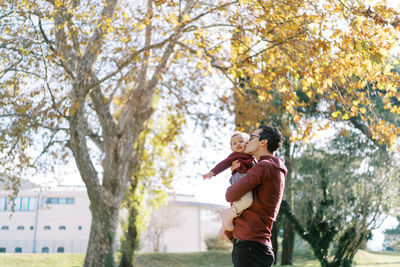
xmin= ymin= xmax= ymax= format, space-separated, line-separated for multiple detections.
xmin=0 ymin=1 xmax=236 ymax=266
xmin=145 ymin=206 xmax=181 ymax=252
xmin=281 ymin=128 xmax=399 ymax=267
xmin=209 ymin=0 xmax=400 ymax=145
xmin=204 ymin=0 xmax=400 ymax=264
xmin=383 ymin=216 xmax=400 ymax=251
xmin=119 ymin=93 xmax=185 ymax=267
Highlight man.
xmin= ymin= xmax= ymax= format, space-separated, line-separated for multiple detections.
xmin=225 ymin=125 xmax=287 ymax=267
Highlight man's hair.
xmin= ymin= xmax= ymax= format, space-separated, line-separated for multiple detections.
xmin=258 ymin=125 xmax=283 ymax=153
xmin=231 ymin=131 xmax=250 ymax=144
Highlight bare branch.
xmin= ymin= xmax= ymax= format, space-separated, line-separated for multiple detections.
xmin=88 ymin=76 xmax=117 ymax=141
xmin=81 ymin=0 xmax=119 ymax=70
xmin=136 ymin=0 xmax=154 ymax=89
xmin=0 ymin=11 xmax=13 ymax=20
xmin=38 ymin=17 xmax=75 ymax=79
xmin=85 ymin=0 xmax=238 ymax=92
xmin=30 ymin=130 xmax=64 ymax=166
xmin=86 ymin=129 xmax=104 ymax=151
xmin=0 ymin=113 xmax=32 ymax=118
xmin=185 ymin=1 xmax=238 ymax=24
xmin=246 ymin=30 xmax=306 ymax=60
xmin=31 ymin=15 xmax=69 ymax=119
xmin=66 ymin=17 xmax=81 ymax=58
xmin=85 ymin=35 xmax=180 ymax=92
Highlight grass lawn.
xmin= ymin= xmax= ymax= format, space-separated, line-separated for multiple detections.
xmin=0 ymin=253 xmax=85 ymax=267
xmin=353 ymin=250 xmax=400 ymax=267
xmin=135 ymin=251 xmax=232 ymax=267
xmin=0 ymin=250 xmax=399 ymax=267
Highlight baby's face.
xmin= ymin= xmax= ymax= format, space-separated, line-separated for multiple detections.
xmin=231 ymin=135 xmax=247 ymax=153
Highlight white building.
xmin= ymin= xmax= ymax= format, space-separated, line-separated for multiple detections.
xmin=0 ymin=182 xmax=227 ymax=254
xmin=0 ymin=183 xmax=91 ymax=254
xmin=140 ymin=194 xmax=228 ymax=253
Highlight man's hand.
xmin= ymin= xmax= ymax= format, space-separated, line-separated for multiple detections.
xmin=203 ymin=172 xmax=214 ymax=179
xmin=231 ymin=160 xmax=240 ymax=172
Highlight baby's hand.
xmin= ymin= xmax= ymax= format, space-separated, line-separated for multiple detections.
xmin=231 ymin=160 xmax=240 ymax=172
xmin=203 ymin=172 xmax=214 ymax=179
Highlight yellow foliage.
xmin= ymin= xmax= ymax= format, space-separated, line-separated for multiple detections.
xmin=229 ymin=0 xmax=400 ymax=147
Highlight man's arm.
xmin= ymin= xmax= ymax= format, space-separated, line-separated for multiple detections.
xmin=225 ymin=164 xmax=264 ymax=202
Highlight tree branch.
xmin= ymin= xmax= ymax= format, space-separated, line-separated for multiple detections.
xmin=85 ymin=0 xmax=237 ymax=92
xmin=88 ymin=74 xmax=118 ymax=142
xmin=280 ymin=200 xmax=310 ymax=241
xmin=38 ymin=17 xmax=75 ymax=79
xmin=81 ymin=0 xmax=119 ymax=72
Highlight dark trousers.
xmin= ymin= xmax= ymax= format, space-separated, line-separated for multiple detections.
xmin=231 ymin=239 xmax=274 ymax=267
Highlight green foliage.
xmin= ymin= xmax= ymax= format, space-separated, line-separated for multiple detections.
xmin=383 ymin=217 xmax=400 ymax=251
xmin=119 ymin=87 xmax=187 ymax=266
xmin=204 ymin=236 xmax=231 ymax=251
xmin=288 ymin=126 xmax=400 ymax=266
xmin=292 ymin=235 xmax=315 ymax=260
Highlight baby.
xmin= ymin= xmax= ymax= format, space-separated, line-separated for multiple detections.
xmin=203 ymin=131 xmax=255 ymax=231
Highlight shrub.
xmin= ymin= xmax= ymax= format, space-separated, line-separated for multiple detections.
xmin=204 ymin=236 xmax=231 ymax=251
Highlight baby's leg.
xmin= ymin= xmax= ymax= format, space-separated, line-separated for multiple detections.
xmin=232 ymin=191 xmax=253 ymax=215
xmin=220 ymin=206 xmax=236 ymax=231
xmin=220 ymin=191 xmax=253 ymax=231
xmin=217 ymin=226 xmax=225 ymax=239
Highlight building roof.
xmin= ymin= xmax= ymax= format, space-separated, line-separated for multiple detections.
xmin=168 ymin=193 xmax=228 ymax=209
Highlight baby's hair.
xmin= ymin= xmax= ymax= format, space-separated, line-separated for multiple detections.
xmin=231 ymin=131 xmax=250 ymax=144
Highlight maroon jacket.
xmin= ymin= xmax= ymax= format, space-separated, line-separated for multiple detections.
xmin=210 ymin=152 xmax=254 ymax=176
xmin=225 ymin=155 xmax=287 ymax=248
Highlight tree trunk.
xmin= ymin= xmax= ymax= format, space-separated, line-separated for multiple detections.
xmin=281 ymin=218 xmax=295 ymax=265
xmin=84 ymin=203 xmax=120 ymax=267
xmin=119 ymin=206 xmax=139 ymax=267
xmin=271 ymin=213 xmax=281 ymax=265
xmin=281 ymin=141 xmax=294 ymax=265
xmin=119 ymin=178 xmax=140 ymax=267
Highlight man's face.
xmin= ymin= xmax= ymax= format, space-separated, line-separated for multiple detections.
xmin=244 ymin=129 xmax=262 ymax=155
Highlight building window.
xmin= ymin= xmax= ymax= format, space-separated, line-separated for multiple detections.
xmin=0 ymin=197 xmax=36 ymax=212
xmin=78 ymin=225 xmax=82 ymax=230
xmin=0 ymin=247 xmax=5 ymax=253
xmin=1 ymin=226 xmax=9 ymax=230
xmin=28 ymin=198 xmax=36 ymax=211
xmin=43 ymin=197 xmax=75 ymax=205
xmin=30 ymin=226 xmax=34 ymax=230
xmin=41 ymin=247 xmax=49 ymax=253
xmin=44 ymin=198 xmax=59 ymax=204
xmin=17 ymin=225 xmax=24 ymax=230
xmin=59 ymin=226 xmax=66 ymax=230
xmin=0 ymin=197 xmax=6 ymax=211
xmin=57 ymin=247 xmax=64 ymax=253
xmin=43 ymin=225 xmax=51 ymax=230
xmin=20 ymin=197 xmax=29 ymax=211
xmin=15 ymin=247 xmax=22 ymax=253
